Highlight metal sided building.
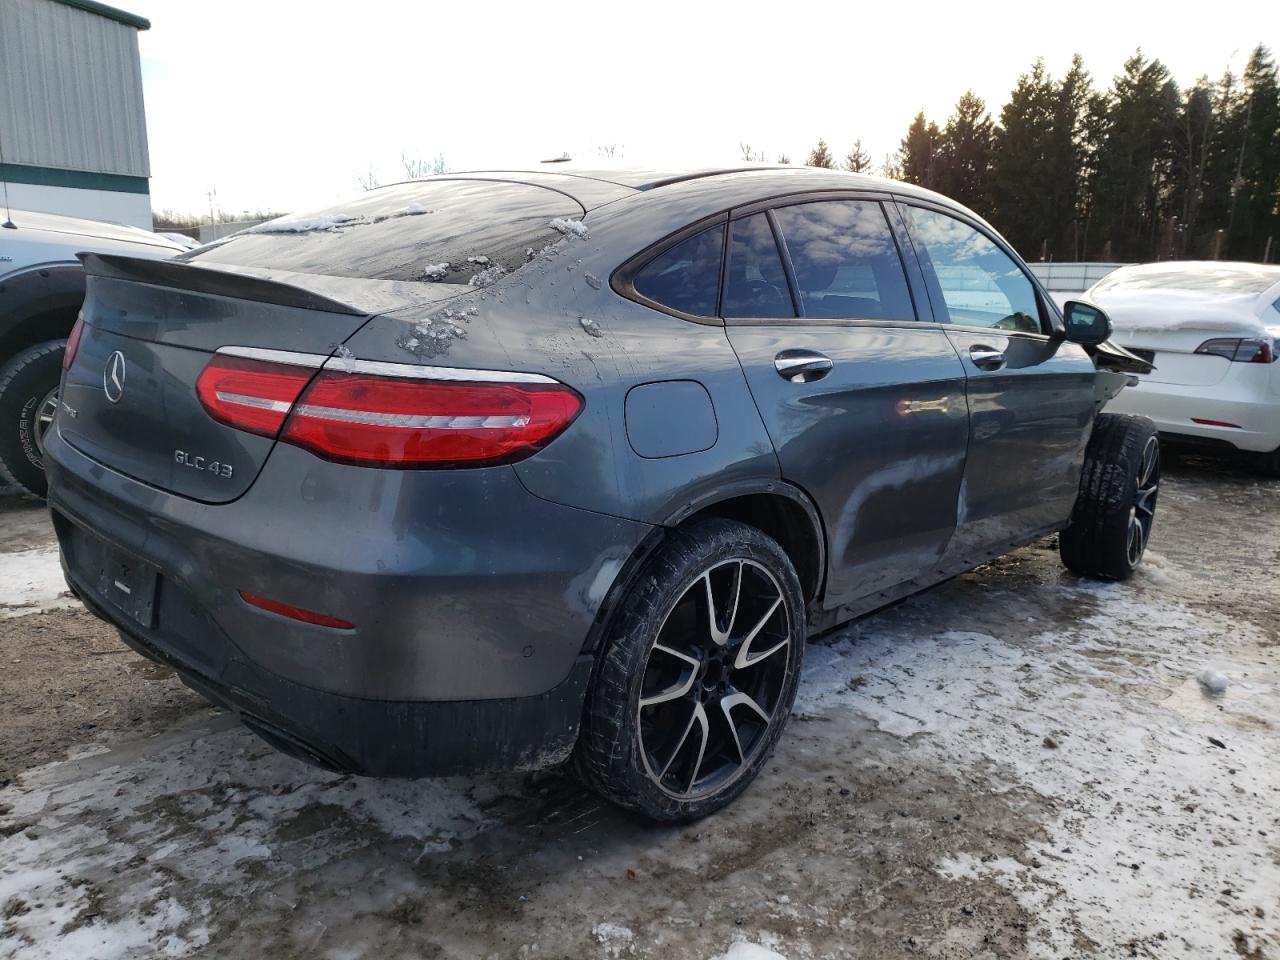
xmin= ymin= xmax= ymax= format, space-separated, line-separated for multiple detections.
xmin=0 ymin=0 xmax=152 ymax=227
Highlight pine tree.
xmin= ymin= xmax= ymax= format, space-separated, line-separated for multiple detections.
xmin=990 ymin=59 xmax=1057 ymax=257
xmin=1087 ymin=50 xmax=1180 ymax=260
xmin=843 ymin=140 xmax=873 ymax=173
xmin=807 ymin=139 xmax=835 ymax=168
xmin=937 ymin=91 xmax=995 ymax=215
xmin=1047 ymin=56 xmax=1094 ymax=260
xmin=898 ymin=112 xmax=941 ymax=188
xmin=1228 ymin=45 xmax=1280 ymax=260
xmin=1172 ymin=77 xmax=1219 ymax=257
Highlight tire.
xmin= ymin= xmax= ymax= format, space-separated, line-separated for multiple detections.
xmin=1254 ymin=446 xmax=1280 ymax=478
xmin=1060 ymin=413 xmax=1160 ymax=581
xmin=0 ymin=340 xmax=66 ymax=499
xmin=574 ymin=518 xmax=806 ymax=822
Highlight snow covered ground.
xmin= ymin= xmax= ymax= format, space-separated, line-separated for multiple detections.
xmin=0 ymin=545 xmax=77 ymax=618
xmin=1 ymin=459 xmax=1277 ymax=959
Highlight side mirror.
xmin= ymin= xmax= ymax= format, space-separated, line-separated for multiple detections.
xmin=1062 ymin=300 xmax=1112 ymax=346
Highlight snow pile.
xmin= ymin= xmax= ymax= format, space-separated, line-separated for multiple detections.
xmin=421 ymin=262 xmax=450 ymax=282
xmin=592 ymin=921 xmax=635 ymax=956
xmin=248 ymin=204 xmax=433 ymax=235
xmin=798 ymin=559 xmax=1280 ymax=955
xmin=469 ymin=264 xmax=507 ymax=288
xmin=0 ymin=545 xmax=79 ymax=618
xmin=247 ymin=213 xmax=360 ymax=234
xmin=549 ymin=218 xmax=589 ymax=240
xmin=1196 ymin=668 xmax=1229 ymax=694
xmin=0 ymin=725 xmax=506 ymax=958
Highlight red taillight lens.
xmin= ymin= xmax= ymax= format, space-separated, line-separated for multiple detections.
xmin=239 ymin=590 xmax=355 ymax=629
xmin=195 ymin=355 xmax=317 ymax=438
xmin=1195 ymin=338 xmax=1277 ymax=363
xmin=63 ymin=316 xmax=85 ymax=370
xmin=282 ymin=371 xmax=583 ymax=468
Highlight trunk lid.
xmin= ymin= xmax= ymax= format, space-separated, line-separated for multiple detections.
xmin=60 ymin=255 xmax=457 ymax=503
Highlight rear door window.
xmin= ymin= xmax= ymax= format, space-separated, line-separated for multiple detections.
xmin=772 ymin=200 xmax=916 ymax=321
xmin=903 ymin=206 xmax=1043 ymax=333
xmin=183 ymin=180 xmax=584 ymax=284
xmin=722 ymin=213 xmax=796 ymax=318
xmin=631 ymin=224 xmax=724 ymax=317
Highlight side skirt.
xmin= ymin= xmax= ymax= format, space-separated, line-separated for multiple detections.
xmin=806 ymin=522 xmax=1064 ymax=637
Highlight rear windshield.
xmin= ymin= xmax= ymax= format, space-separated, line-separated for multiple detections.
xmin=182 ymin=180 xmax=585 ymax=284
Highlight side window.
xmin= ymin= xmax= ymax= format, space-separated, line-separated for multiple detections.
xmin=632 ymin=224 xmax=724 ymax=317
xmin=722 ymin=213 xmax=796 ymax=318
xmin=772 ymin=201 xmax=916 ymax=321
xmin=905 ymin=207 xmax=1043 ymax=333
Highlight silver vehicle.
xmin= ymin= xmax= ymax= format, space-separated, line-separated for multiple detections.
xmin=0 ymin=208 xmax=182 ymax=496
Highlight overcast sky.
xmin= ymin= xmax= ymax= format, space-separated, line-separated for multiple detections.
xmin=137 ymin=0 xmax=1271 ymax=217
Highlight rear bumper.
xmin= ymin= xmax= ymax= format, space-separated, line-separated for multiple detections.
xmin=70 ymin=574 xmax=593 ymax=776
xmin=45 ymin=425 xmax=651 ymax=774
xmin=1103 ymin=377 xmax=1279 ymax=454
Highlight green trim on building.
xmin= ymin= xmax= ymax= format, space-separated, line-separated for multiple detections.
xmin=48 ymin=0 xmax=150 ymax=30
xmin=0 ymin=163 xmax=150 ymax=195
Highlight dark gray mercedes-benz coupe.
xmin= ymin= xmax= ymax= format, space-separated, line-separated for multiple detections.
xmin=45 ymin=166 xmax=1158 ymax=820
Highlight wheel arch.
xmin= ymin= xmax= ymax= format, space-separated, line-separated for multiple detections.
xmin=0 ymin=264 xmax=84 ymax=360
xmin=579 ymin=479 xmax=827 ymax=657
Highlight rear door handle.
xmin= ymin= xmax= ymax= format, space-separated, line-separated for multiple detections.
xmin=774 ymin=349 xmax=834 ymax=383
xmin=968 ymin=345 xmax=1006 ymax=371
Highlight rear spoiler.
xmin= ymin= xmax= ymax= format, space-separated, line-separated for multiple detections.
xmin=79 ymin=253 xmax=366 ymax=316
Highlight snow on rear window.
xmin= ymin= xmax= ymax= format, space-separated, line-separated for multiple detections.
xmin=183 ymin=180 xmax=583 ymax=284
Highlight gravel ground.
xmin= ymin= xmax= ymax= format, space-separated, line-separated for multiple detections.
xmin=0 ymin=455 xmax=1276 ymax=960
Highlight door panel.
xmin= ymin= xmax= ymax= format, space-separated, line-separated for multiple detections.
xmin=730 ymin=324 xmax=969 ymax=605
xmin=941 ymin=331 xmax=1096 ymax=556
xmin=894 ymin=201 xmax=1097 ymax=557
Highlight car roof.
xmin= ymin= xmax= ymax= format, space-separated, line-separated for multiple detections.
xmin=442 ymin=165 xmax=956 ymax=213
xmin=6 ymin=208 xmax=181 ymax=250
xmin=1090 ymin=261 xmax=1280 ymax=312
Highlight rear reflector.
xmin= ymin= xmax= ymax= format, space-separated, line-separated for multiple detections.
xmin=1191 ymin=418 xmax=1242 ymax=429
xmin=196 ymin=355 xmax=317 ymax=438
xmin=63 ymin=315 xmax=85 ymax=370
xmin=283 ymin=371 xmax=583 ymax=467
xmin=239 ymin=590 xmax=355 ymax=629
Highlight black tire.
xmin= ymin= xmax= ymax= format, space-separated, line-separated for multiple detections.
xmin=0 ymin=340 xmax=66 ymax=499
xmin=1254 ymin=446 xmax=1280 ymax=478
xmin=574 ymin=518 xmax=806 ymax=822
xmin=1060 ymin=413 xmax=1160 ymax=581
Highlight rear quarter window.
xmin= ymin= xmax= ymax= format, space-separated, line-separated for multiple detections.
xmin=630 ymin=225 xmax=725 ymax=317
xmin=183 ymin=180 xmax=584 ymax=284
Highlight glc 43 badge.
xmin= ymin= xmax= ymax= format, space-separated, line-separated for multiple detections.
xmin=175 ymin=449 xmax=233 ymax=478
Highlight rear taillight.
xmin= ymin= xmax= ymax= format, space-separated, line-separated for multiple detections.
xmin=195 ymin=351 xmax=583 ymax=468
xmin=63 ymin=316 xmax=84 ymax=370
xmin=283 ymin=368 xmax=583 ymax=468
xmin=195 ymin=354 xmax=318 ymax=437
xmin=1195 ymin=338 xmax=1277 ymax=363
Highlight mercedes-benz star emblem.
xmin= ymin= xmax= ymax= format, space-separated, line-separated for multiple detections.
xmin=104 ymin=350 xmax=127 ymax=404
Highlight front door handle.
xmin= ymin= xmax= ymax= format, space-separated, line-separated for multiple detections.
xmin=968 ymin=345 xmax=1006 ymax=371
xmin=774 ymin=349 xmax=834 ymax=383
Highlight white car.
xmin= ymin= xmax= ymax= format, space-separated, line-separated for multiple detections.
xmin=1081 ymin=261 xmax=1280 ymax=475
